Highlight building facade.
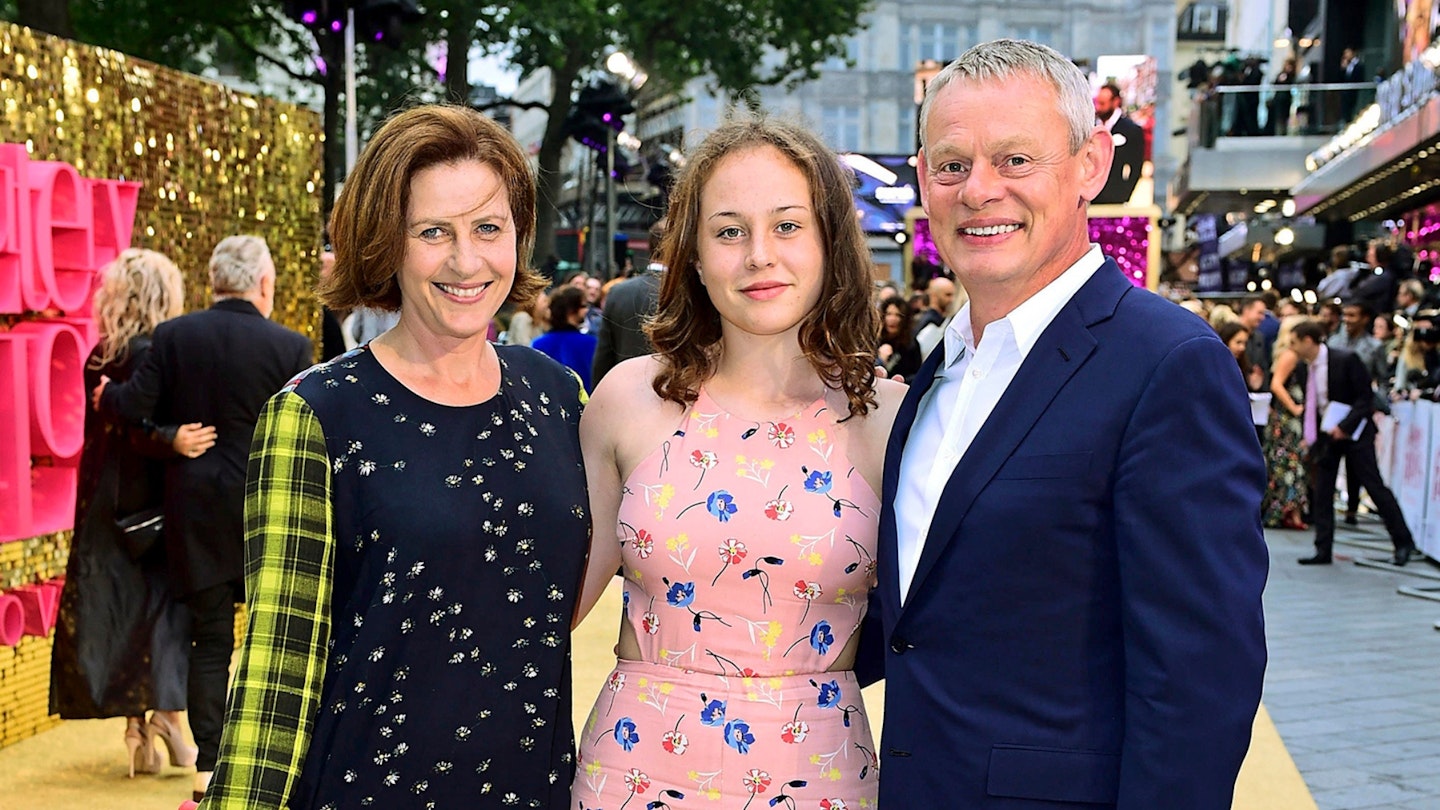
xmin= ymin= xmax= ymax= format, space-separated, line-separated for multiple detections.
xmin=633 ymin=0 xmax=1179 ymax=283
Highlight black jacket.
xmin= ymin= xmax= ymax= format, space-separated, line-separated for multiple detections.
xmin=591 ymin=270 xmax=662 ymax=385
xmin=100 ymin=298 xmax=313 ymax=596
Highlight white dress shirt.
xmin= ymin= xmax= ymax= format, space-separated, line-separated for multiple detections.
xmin=894 ymin=246 xmax=1106 ymax=603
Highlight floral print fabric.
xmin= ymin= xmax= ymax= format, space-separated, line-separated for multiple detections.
xmin=1262 ymin=375 xmax=1310 ymax=529
xmin=575 ymin=390 xmax=880 ymax=808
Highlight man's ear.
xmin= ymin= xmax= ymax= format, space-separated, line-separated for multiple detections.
xmin=1077 ymin=128 xmax=1114 ymax=204
xmin=915 ymin=147 xmax=931 ymax=216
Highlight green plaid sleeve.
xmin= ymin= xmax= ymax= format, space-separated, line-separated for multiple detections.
xmin=203 ymin=390 xmax=333 ymax=810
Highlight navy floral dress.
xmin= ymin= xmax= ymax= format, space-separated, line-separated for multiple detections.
xmin=203 ymin=345 xmax=588 ymax=810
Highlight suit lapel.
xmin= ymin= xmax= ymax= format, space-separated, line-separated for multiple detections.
xmin=897 ymin=262 xmax=1130 ymax=612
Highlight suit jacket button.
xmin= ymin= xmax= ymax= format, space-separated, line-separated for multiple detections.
xmin=890 ymin=637 xmax=910 ymax=654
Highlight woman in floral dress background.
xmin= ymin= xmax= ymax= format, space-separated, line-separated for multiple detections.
xmin=1263 ymin=315 xmax=1311 ymax=529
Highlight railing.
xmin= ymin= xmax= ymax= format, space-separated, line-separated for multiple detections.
xmin=1186 ymin=83 xmax=1377 ymax=148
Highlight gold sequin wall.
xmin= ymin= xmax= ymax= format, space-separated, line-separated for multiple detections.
xmin=0 ymin=21 xmax=325 ymax=332
xmin=0 ymin=22 xmax=322 ymax=749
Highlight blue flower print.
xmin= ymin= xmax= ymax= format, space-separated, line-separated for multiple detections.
xmin=699 ymin=694 xmax=727 ymax=726
xmin=706 ymin=490 xmax=738 ymax=522
xmin=816 ymin=679 xmax=842 ymax=709
xmin=803 ymin=469 xmax=833 ymax=495
xmin=614 ymin=717 xmax=639 ymax=751
xmin=664 ymin=579 xmax=696 ymax=608
xmin=724 ymin=718 xmax=755 ymax=754
xmin=810 ymin=620 xmax=834 ymax=655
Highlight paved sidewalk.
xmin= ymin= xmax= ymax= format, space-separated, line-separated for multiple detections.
xmin=1262 ymin=519 xmax=1440 ymax=810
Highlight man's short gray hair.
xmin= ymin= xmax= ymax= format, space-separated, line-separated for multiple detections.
xmin=209 ymin=235 xmax=272 ymax=294
xmin=919 ymin=39 xmax=1095 ymax=154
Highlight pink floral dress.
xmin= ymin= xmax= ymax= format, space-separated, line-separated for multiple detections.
xmin=575 ymin=390 xmax=880 ymax=810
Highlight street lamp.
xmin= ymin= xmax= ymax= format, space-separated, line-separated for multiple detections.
xmin=606 ymin=51 xmax=648 ymax=89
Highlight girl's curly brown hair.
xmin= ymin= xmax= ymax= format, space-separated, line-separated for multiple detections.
xmin=647 ymin=117 xmax=878 ymax=418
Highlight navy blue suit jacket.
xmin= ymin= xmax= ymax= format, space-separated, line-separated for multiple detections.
xmin=870 ymin=261 xmax=1268 ymax=808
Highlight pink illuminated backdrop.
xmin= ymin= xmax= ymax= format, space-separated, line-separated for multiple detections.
xmin=910 ymin=215 xmax=1152 ymax=288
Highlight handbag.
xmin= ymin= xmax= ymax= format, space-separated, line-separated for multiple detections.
xmin=114 ymin=507 xmax=164 ymax=560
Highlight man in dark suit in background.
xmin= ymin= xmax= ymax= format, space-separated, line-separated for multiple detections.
xmin=592 ymin=218 xmax=667 ymax=385
xmin=868 ymin=39 xmax=1268 ymax=809
xmin=1339 ymin=47 xmax=1367 ymax=122
xmin=99 ymin=235 xmax=312 ymax=800
xmin=1092 ymin=82 xmax=1146 ymax=204
xmin=1292 ymin=318 xmax=1417 ymax=566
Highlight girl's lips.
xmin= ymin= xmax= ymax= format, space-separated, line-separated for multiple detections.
xmin=741 ymin=282 xmax=788 ymax=300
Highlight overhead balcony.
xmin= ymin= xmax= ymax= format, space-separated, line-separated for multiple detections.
xmin=1171 ymin=84 xmax=1373 ymax=217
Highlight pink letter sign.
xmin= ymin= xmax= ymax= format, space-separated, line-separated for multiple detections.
xmin=0 ymin=145 xmax=139 ymax=542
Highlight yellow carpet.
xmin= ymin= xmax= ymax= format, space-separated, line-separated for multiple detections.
xmin=1233 ymin=703 xmax=1318 ymax=810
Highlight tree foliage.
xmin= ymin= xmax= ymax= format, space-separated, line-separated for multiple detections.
xmin=4 ymin=0 xmax=870 ymax=263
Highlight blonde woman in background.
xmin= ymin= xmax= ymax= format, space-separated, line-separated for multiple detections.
xmin=1261 ymin=315 xmax=1311 ymax=529
xmin=50 ymin=249 xmax=212 ymax=777
xmin=1208 ymin=302 xmax=1239 ymax=331
xmin=505 ymin=288 xmax=548 ymax=346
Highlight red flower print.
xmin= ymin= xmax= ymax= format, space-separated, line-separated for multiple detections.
xmin=719 ymin=538 xmax=748 ymax=564
xmin=642 ymin=611 xmax=660 ymax=635
xmin=767 ymin=422 xmax=796 ymax=448
xmin=690 ymin=449 xmax=718 ymax=469
xmin=624 ymin=767 xmax=650 ymax=793
xmin=631 ymin=529 xmax=655 ymax=559
xmin=607 ymin=671 xmax=626 ymax=691
xmin=793 ymin=580 xmax=822 ymax=600
xmin=780 ymin=720 xmax=809 ymax=744
xmin=661 ymin=730 xmax=688 ymax=754
xmin=712 ymin=537 xmax=749 ymax=586
xmin=764 ymin=499 xmax=794 ymax=521
xmin=742 ymin=768 xmax=772 ymax=795
xmin=820 ymin=800 xmax=848 ymax=810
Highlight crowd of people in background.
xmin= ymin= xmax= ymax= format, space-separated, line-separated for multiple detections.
xmin=1193 ymin=233 xmax=1435 ymax=567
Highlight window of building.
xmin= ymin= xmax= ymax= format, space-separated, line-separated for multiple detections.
xmin=901 ymin=22 xmax=972 ymax=69
xmin=825 ymin=33 xmax=864 ymax=71
xmin=1178 ymin=2 xmax=1227 ymax=42
xmin=1009 ymin=24 xmax=1058 ymax=50
xmin=822 ymin=104 xmax=863 ymax=152
xmin=898 ymin=111 xmax=917 ymax=155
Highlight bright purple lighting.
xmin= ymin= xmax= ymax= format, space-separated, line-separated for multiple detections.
xmin=601 ymin=113 xmax=613 ymax=123
xmin=1087 ymin=215 xmax=1150 ymax=288
xmin=374 ymin=31 xmax=385 ymax=41
xmin=301 ymin=10 xmax=318 ymax=24
xmin=330 ymin=19 xmax=343 ymax=32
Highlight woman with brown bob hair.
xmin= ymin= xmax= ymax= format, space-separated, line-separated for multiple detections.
xmin=200 ymin=104 xmax=589 ymax=809
xmin=571 ymin=118 xmax=903 ymax=808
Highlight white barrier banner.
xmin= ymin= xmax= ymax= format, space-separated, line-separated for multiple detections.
xmin=1373 ymin=411 xmax=1396 ymax=487
xmin=1425 ymin=402 xmax=1440 ymax=558
xmin=1391 ymin=401 xmax=1432 ymax=537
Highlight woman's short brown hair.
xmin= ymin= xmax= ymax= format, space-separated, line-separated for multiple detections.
xmin=647 ymin=117 xmax=878 ymax=418
xmin=322 ymin=104 xmax=544 ymax=312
